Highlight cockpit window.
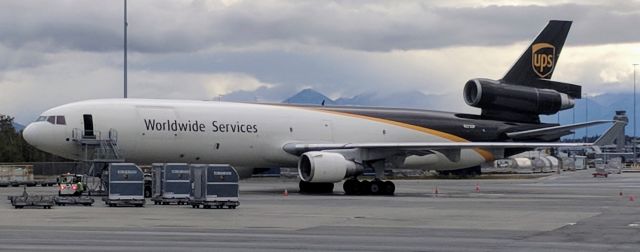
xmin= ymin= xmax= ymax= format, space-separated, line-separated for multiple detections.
xmin=43 ymin=115 xmax=67 ymax=125
xmin=56 ymin=116 xmax=66 ymax=125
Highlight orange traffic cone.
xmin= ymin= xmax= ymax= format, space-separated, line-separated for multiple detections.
xmin=283 ymin=188 xmax=289 ymax=197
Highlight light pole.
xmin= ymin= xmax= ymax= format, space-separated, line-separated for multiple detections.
xmin=124 ymin=0 xmax=128 ymax=98
xmin=572 ymin=106 xmax=576 ymax=140
xmin=585 ymin=93 xmax=589 ymax=143
xmin=634 ymin=64 xmax=638 ymax=168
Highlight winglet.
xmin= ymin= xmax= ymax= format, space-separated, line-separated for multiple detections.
xmin=594 ymin=120 xmax=628 ymax=146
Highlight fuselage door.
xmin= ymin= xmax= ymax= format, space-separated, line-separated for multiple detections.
xmin=83 ymin=114 xmax=95 ymax=138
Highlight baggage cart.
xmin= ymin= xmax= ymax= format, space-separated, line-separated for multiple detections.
xmin=189 ymin=164 xmax=240 ymax=209
xmin=593 ymin=167 xmax=608 ymax=178
xmin=151 ymin=163 xmax=191 ymax=205
xmin=54 ymin=196 xmax=94 ymax=206
xmin=10 ymin=188 xmax=54 ymax=209
xmin=103 ymin=163 xmax=145 ymax=207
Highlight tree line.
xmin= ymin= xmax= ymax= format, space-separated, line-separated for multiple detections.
xmin=0 ymin=115 xmax=66 ymax=162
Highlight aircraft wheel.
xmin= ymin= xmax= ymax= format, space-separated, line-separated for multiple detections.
xmin=382 ymin=181 xmax=395 ymax=195
xmin=360 ymin=181 xmax=371 ymax=194
xmin=299 ymin=181 xmax=334 ymax=194
xmin=370 ymin=180 xmax=383 ymax=195
xmin=299 ymin=180 xmax=310 ymax=193
xmin=343 ymin=179 xmax=360 ymax=195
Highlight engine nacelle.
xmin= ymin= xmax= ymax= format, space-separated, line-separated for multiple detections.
xmin=463 ymin=78 xmax=574 ymax=115
xmin=298 ymin=152 xmax=363 ymax=183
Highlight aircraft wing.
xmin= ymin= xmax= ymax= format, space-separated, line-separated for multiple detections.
xmin=283 ymin=141 xmax=593 ymax=163
xmin=283 ymin=142 xmax=592 ymax=155
xmin=283 ymin=120 xmax=622 ymax=162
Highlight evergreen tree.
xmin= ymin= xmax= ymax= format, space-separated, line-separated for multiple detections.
xmin=0 ymin=115 xmax=23 ymax=162
xmin=0 ymin=115 xmax=62 ymax=162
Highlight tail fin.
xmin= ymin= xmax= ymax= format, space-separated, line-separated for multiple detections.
xmin=502 ymin=20 xmax=571 ymax=84
xmin=465 ymin=21 xmax=581 ymax=123
xmin=594 ymin=115 xmax=628 ymax=147
xmin=500 ymin=20 xmax=580 ymax=98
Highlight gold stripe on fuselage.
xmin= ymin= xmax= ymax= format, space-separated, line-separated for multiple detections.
xmin=287 ymin=105 xmax=495 ymax=161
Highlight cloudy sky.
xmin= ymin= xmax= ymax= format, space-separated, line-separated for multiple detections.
xmin=1 ymin=0 xmax=639 ymax=124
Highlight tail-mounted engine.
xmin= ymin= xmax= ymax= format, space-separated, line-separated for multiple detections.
xmin=463 ymin=78 xmax=577 ymax=123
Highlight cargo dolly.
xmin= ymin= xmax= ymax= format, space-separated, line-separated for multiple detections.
xmin=54 ymin=196 xmax=94 ymax=206
xmin=103 ymin=163 xmax=146 ymax=207
xmin=592 ymin=167 xmax=608 ymax=178
xmin=151 ymin=163 xmax=191 ymax=206
xmin=9 ymin=188 xmax=54 ymax=209
xmin=592 ymin=172 xmax=608 ymax=178
xmin=152 ymin=196 xmax=190 ymax=205
xmin=190 ymin=199 xmax=239 ymax=209
xmin=103 ymin=197 xmax=145 ymax=207
xmin=189 ymin=164 xmax=240 ymax=209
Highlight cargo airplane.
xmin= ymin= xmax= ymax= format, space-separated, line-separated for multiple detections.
xmin=23 ymin=20 xmax=615 ymax=195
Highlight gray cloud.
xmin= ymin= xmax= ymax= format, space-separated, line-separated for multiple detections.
xmin=1 ymin=0 xmax=639 ymax=125
xmin=1 ymin=1 xmax=638 ymax=54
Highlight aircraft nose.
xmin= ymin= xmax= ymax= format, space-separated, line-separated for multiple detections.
xmin=22 ymin=123 xmax=41 ymax=147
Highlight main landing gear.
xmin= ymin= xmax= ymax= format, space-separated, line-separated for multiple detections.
xmin=343 ymin=178 xmax=395 ymax=196
xmin=298 ymin=179 xmax=396 ymax=195
xmin=299 ymin=181 xmax=334 ymax=194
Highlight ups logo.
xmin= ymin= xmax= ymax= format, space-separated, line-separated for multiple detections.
xmin=531 ymin=43 xmax=555 ymax=78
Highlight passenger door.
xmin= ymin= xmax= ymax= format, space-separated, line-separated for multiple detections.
xmin=83 ymin=114 xmax=95 ymax=138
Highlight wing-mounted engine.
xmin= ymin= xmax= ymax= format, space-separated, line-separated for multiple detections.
xmin=298 ymin=152 xmax=364 ymax=183
xmin=463 ymin=78 xmax=576 ymax=123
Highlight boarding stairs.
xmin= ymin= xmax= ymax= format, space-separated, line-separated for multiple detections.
xmin=71 ymin=128 xmax=124 ymax=176
xmin=72 ymin=128 xmax=124 ymax=162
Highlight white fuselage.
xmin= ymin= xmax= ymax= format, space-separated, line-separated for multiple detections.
xmin=23 ymin=99 xmax=489 ymax=177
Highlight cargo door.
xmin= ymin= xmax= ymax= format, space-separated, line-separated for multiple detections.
xmin=83 ymin=114 xmax=95 ymax=138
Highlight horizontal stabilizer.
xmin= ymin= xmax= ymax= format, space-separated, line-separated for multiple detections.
xmin=506 ymin=120 xmax=614 ymax=140
xmin=524 ymin=79 xmax=582 ymax=98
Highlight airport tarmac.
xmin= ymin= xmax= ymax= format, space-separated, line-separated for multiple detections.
xmin=1 ymin=170 xmax=640 ymax=251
